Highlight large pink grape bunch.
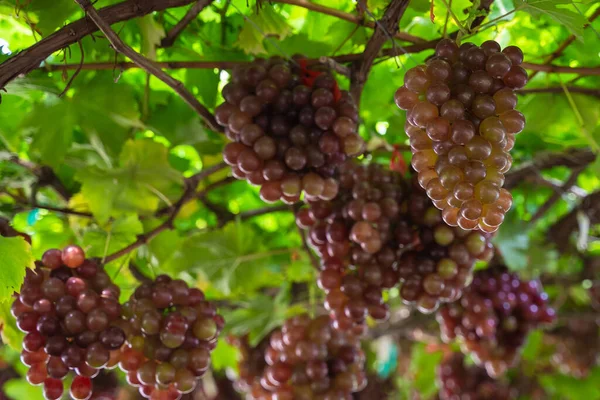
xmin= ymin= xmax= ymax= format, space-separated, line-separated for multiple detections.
xmin=297 ymin=162 xmax=495 ymax=324
xmin=12 ymin=246 xmax=125 ymax=400
xmin=395 ymin=39 xmax=527 ymax=232
xmin=219 ymin=56 xmax=365 ymax=204
xmin=245 ymin=314 xmax=367 ymax=399
xmin=437 ymin=265 xmax=556 ymax=377
xmin=117 ymin=275 xmax=224 ymax=400
xmin=438 ymin=353 xmax=516 ymax=400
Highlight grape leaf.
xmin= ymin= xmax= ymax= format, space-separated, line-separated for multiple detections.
xmin=76 ymin=139 xmax=183 ymax=224
xmin=21 ymin=100 xmax=75 ymax=167
xmin=211 ymin=339 xmax=241 ymax=372
xmin=137 ymin=15 xmax=165 ymax=60
xmin=235 ymin=5 xmax=292 ymax=54
xmin=514 ymin=0 xmax=587 ymax=39
xmin=82 ymin=215 xmax=144 ymax=260
xmin=0 ymin=300 xmax=23 ymax=350
xmin=0 ymin=236 xmax=34 ymax=304
xmin=410 ymin=342 xmax=444 ymax=398
xmin=493 ymin=213 xmax=530 ymax=270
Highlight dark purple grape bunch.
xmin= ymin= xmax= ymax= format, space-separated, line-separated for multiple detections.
xmin=395 ymin=39 xmax=527 ymax=232
xmin=437 ymin=265 xmax=556 ymax=377
xmin=396 ymin=181 xmax=495 ymax=314
xmin=297 ymin=162 xmax=408 ymax=332
xmin=219 ymin=56 xmax=365 ymax=204
xmin=438 ymin=353 xmax=516 ymax=400
xmin=12 ymin=245 xmax=125 ymax=400
xmin=246 ymin=314 xmax=367 ymax=399
xmin=117 ymin=275 xmax=224 ymax=399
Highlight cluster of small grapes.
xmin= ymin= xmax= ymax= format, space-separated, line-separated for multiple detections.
xmin=396 ymin=180 xmax=495 ymax=313
xmin=244 ymin=315 xmax=366 ymax=400
xmin=548 ymin=319 xmax=599 ymax=378
xmin=117 ymin=275 xmax=223 ymax=400
xmin=395 ymin=39 xmax=526 ymax=232
xmin=438 ymin=353 xmax=515 ymax=400
xmin=297 ymin=162 xmax=495 ymax=325
xmin=437 ymin=265 xmax=556 ymax=377
xmin=220 ymin=56 xmax=364 ymax=203
xmin=296 ymin=162 xmax=408 ymax=332
xmin=229 ymin=335 xmax=269 ymax=395
xmin=12 ymin=246 xmax=125 ymax=400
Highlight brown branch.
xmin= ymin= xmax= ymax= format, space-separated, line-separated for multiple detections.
xmin=528 ymin=8 xmax=600 ymax=80
xmin=350 ymin=0 xmax=411 ymax=105
xmin=517 ymin=86 xmax=600 ymax=98
xmin=0 ymin=0 xmax=200 ymax=89
xmin=521 ymin=62 xmax=600 ymax=76
xmin=238 ymin=204 xmax=289 ymax=220
xmin=522 ymin=174 xmax=587 ymax=198
xmin=548 ymin=190 xmax=600 ymax=253
xmin=530 ymin=166 xmax=585 ymax=223
xmin=505 ymin=148 xmax=596 ymax=189
xmin=73 ymin=0 xmax=221 ymax=132
xmin=8 ymin=156 xmax=72 ymax=201
xmin=272 ymin=0 xmax=423 ymax=44
xmin=160 ymin=0 xmax=213 ymax=48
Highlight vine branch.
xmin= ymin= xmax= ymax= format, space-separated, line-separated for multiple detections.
xmin=8 ymin=156 xmax=72 ymax=201
xmin=548 ymin=190 xmax=600 ymax=253
xmin=160 ymin=0 xmax=213 ymax=48
xmin=517 ymin=86 xmax=600 ymax=99
xmin=530 ymin=166 xmax=585 ymax=223
xmin=72 ymin=0 xmax=221 ymax=132
xmin=350 ymin=0 xmax=411 ymax=105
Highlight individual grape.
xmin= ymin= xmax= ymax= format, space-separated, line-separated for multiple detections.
xmin=62 ymin=245 xmax=85 ymax=268
xmin=396 ymin=39 xmax=525 ymax=230
xmin=43 ymin=378 xmax=64 ymax=400
xmin=220 ymin=57 xmax=363 ymax=203
xmin=437 ymin=265 xmax=556 ymax=377
xmin=70 ymin=376 xmax=92 ymax=400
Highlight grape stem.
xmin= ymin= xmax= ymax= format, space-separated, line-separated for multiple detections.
xmin=72 ymin=0 xmax=222 ymax=132
xmin=159 ymin=0 xmax=213 ymax=48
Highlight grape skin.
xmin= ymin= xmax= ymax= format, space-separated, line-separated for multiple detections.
xmin=395 ymin=39 xmax=526 ymax=231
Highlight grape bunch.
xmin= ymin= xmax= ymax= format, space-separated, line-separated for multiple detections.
xmin=245 ymin=314 xmax=367 ymax=399
xmin=395 ymin=39 xmax=526 ymax=232
xmin=219 ymin=56 xmax=364 ymax=204
xmin=12 ymin=245 xmax=125 ymax=400
xmin=548 ymin=319 xmax=599 ymax=378
xmin=396 ymin=180 xmax=494 ymax=313
xmin=438 ymin=353 xmax=515 ymax=400
xmin=297 ymin=162 xmax=494 ymax=324
xmin=297 ymin=162 xmax=408 ymax=331
xmin=117 ymin=275 xmax=224 ymax=400
xmin=229 ymin=335 xmax=269 ymax=395
xmin=437 ymin=265 xmax=556 ymax=377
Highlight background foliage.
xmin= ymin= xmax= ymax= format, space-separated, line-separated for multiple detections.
xmin=0 ymin=0 xmax=599 ymax=398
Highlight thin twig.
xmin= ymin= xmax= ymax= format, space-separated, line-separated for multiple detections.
xmin=160 ymin=0 xmax=213 ymax=47
xmin=297 ymin=219 xmax=319 ymax=270
xmin=517 ymin=86 xmax=600 ymax=98
xmin=73 ymin=0 xmax=222 ymax=132
xmin=521 ymin=62 xmax=600 ymax=76
xmin=318 ymin=56 xmax=351 ymax=77
xmin=59 ymin=40 xmax=84 ymax=97
xmin=530 ymin=166 xmax=585 ymax=223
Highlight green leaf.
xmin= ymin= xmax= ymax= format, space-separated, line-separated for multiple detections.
xmin=494 ymin=213 xmax=530 ymax=270
xmin=76 ymin=139 xmax=183 ymax=224
xmin=410 ymin=343 xmax=444 ymax=398
xmin=514 ymin=0 xmax=587 ymax=39
xmin=82 ymin=215 xmax=144 ymax=260
xmin=137 ymin=15 xmax=165 ymax=60
xmin=0 ymin=236 xmax=34 ymax=303
xmin=161 ymin=221 xmax=287 ymax=297
xmin=22 ymin=100 xmax=75 ymax=167
xmin=185 ymin=68 xmax=220 ymax=110
xmin=211 ymin=339 xmax=240 ymax=372
xmin=539 ymin=366 xmax=600 ymax=400
xmin=0 ymin=300 xmax=24 ymax=350
xmin=235 ymin=5 xmax=292 ymax=54
xmin=4 ymin=378 xmax=44 ymax=400
xmin=17 ymin=0 xmax=79 ymax=36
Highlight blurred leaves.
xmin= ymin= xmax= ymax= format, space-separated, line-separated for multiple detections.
xmin=236 ymin=4 xmax=292 ymax=54
xmin=0 ymin=236 xmax=33 ymax=304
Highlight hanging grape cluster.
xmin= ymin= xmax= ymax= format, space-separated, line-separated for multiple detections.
xmin=12 ymin=246 xmax=125 ymax=400
xmin=438 ymin=353 xmax=516 ymax=400
xmin=396 ymin=180 xmax=494 ymax=313
xmin=297 ymin=162 xmax=407 ymax=332
xmin=297 ymin=162 xmax=495 ymax=323
xmin=437 ymin=265 xmax=556 ymax=377
xmin=548 ymin=319 xmax=599 ymax=378
xmin=219 ymin=56 xmax=364 ymax=204
xmin=244 ymin=315 xmax=366 ymax=399
xmin=395 ymin=39 xmax=526 ymax=232
xmin=117 ymin=275 xmax=224 ymax=399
